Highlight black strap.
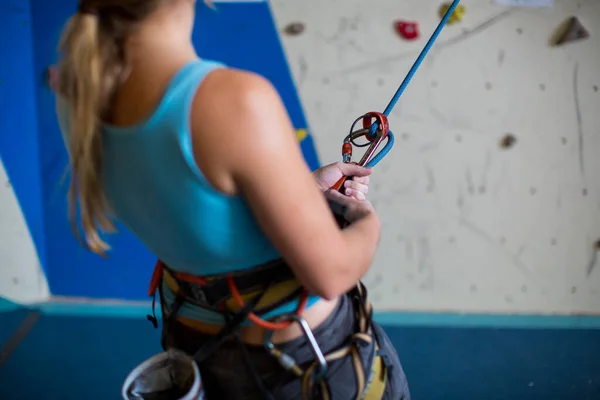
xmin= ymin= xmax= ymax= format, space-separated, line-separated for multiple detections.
xmin=233 ymin=331 xmax=276 ymax=400
xmin=192 ymin=285 xmax=277 ymax=399
xmin=327 ymin=198 xmax=350 ymax=228
xmin=192 ymin=283 xmax=271 ymax=363
xmin=146 ymin=291 xmax=159 ymax=329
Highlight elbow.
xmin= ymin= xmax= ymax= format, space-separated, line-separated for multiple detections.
xmin=289 ymin=238 xmax=361 ymax=301
xmin=302 ymin=258 xmax=353 ymax=301
xmin=310 ymin=279 xmax=352 ymax=301
xmin=316 ymin=288 xmax=342 ymax=302
xmin=307 ymin=281 xmax=337 ymax=301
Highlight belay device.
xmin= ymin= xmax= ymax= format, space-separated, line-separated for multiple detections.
xmin=121 ymin=1 xmax=461 ymax=399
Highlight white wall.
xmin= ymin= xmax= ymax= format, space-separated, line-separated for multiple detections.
xmin=272 ymin=0 xmax=600 ymax=314
xmin=0 ymin=158 xmax=49 ymax=304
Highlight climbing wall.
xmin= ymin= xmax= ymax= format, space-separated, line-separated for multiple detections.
xmin=273 ymin=0 xmax=600 ymax=314
xmin=0 ymin=0 xmax=320 ymax=302
xmin=0 ymin=0 xmax=50 ymax=304
xmin=2 ymin=0 xmax=599 ymax=317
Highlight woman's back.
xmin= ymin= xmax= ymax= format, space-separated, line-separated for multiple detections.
xmin=56 ymin=0 xmax=380 ymax=303
xmin=59 ymin=59 xmax=281 ymax=276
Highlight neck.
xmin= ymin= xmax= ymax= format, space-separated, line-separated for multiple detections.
xmin=126 ymin=0 xmax=197 ymax=64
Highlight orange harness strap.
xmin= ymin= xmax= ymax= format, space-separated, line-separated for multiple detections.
xmin=227 ymin=275 xmax=308 ymax=330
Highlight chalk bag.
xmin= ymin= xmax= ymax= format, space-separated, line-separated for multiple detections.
xmin=121 ymin=349 xmax=205 ymax=400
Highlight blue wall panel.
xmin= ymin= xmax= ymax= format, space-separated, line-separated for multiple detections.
xmin=26 ymin=0 xmax=320 ymax=300
xmin=29 ymin=0 xmax=158 ymax=300
xmin=0 ymin=0 xmax=47 ymax=270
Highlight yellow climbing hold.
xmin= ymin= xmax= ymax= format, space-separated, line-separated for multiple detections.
xmin=203 ymin=0 xmax=216 ymax=11
xmin=296 ymin=129 xmax=308 ymax=142
xmin=439 ymin=2 xmax=465 ymax=25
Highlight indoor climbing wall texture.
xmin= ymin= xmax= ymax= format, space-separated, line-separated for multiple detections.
xmin=1 ymin=0 xmax=599 ymax=317
xmin=273 ymin=0 xmax=600 ymax=314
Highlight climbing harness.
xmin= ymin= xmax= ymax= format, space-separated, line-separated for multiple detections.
xmin=141 ymin=259 xmax=383 ymax=400
xmin=260 ymin=282 xmax=386 ymax=400
xmin=122 ymin=2 xmax=461 ymax=399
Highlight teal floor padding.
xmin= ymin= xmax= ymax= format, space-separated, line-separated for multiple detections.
xmin=1 ymin=305 xmax=599 ymax=400
xmin=0 ymin=309 xmax=29 ymax=349
xmin=0 ymin=313 xmax=162 ymax=400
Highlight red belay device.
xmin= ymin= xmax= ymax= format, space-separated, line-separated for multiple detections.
xmin=121 ymin=1 xmax=461 ymax=399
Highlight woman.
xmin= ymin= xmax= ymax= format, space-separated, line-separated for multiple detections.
xmin=55 ymin=0 xmax=410 ymax=399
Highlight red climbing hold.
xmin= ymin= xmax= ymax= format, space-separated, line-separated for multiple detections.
xmin=394 ymin=20 xmax=420 ymax=41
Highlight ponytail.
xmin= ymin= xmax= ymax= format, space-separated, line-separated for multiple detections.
xmin=57 ymin=12 xmax=125 ymax=256
xmin=57 ymin=0 xmax=204 ymax=255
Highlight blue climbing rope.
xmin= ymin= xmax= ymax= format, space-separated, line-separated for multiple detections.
xmin=382 ymin=0 xmax=462 ymax=118
xmin=362 ymin=0 xmax=461 ymax=168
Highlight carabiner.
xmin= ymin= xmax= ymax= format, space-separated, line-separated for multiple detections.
xmin=351 ymin=111 xmax=392 ymax=168
xmin=330 ymin=111 xmax=395 ymax=192
xmin=264 ymin=314 xmax=328 ymax=383
xmin=345 ymin=128 xmax=388 ymax=167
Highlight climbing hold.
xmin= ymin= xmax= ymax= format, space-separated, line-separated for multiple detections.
xmin=295 ymin=129 xmax=308 ymax=142
xmin=499 ymin=133 xmax=516 ymax=149
xmin=203 ymin=0 xmax=216 ymax=11
xmin=284 ymin=22 xmax=305 ymax=36
xmin=439 ymin=2 xmax=465 ymax=25
xmin=394 ymin=21 xmax=420 ymax=41
xmin=553 ymin=16 xmax=589 ymax=46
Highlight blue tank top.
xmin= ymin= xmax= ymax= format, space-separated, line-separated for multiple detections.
xmin=56 ymin=59 xmax=320 ymax=324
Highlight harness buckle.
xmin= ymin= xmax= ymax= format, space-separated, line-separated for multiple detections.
xmin=264 ymin=314 xmax=328 ymax=383
xmin=188 ymin=284 xmax=209 ymax=305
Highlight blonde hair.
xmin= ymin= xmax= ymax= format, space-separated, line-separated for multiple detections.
xmin=57 ymin=1 xmax=165 ymax=256
xmin=57 ymin=0 xmax=213 ymax=256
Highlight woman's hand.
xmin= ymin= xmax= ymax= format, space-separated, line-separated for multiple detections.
xmin=324 ymin=189 xmax=377 ymax=224
xmin=313 ymin=162 xmax=372 ymax=200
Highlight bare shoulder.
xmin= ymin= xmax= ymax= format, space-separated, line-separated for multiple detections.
xmin=188 ymin=67 xmax=294 ymax=193
xmin=198 ymin=67 xmax=277 ymax=101
xmin=193 ymin=67 xmax=282 ymax=127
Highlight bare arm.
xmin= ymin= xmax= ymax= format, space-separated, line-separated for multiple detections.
xmin=190 ymin=69 xmax=381 ymax=300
